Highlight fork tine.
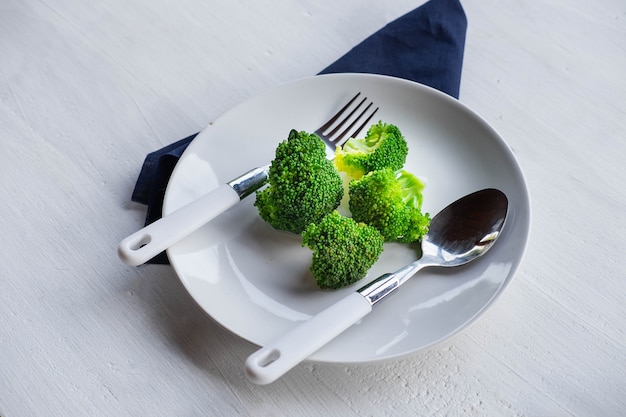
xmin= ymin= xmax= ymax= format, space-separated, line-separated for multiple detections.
xmin=333 ymin=104 xmax=379 ymax=148
xmin=316 ymin=93 xmax=363 ymax=134
xmin=322 ymin=97 xmax=367 ymax=139
xmin=315 ymin=92 xmax=379 ymax=148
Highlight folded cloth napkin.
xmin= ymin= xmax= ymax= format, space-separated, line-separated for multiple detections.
xmin=131 ymin=0 xmax=467 ymax=264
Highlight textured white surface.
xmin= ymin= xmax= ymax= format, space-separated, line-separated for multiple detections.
xmin=1 ymin=0 xmax=624 ymax=416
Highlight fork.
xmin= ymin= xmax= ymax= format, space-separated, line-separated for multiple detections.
xmin=118 ymin=93 xmax=379 ymax=266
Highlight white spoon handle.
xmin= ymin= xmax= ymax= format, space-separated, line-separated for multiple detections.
xmin=118 ymin=184 xmax=240 ymax=266
xmin=244 ymin=292 xmax=372 ymax=385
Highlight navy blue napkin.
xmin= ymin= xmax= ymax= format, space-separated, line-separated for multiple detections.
xmin=131 ymin=0 xmax=467 ymax=264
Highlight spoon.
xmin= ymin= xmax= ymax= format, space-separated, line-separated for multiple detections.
xmin=244 ymin=188 xmax=508 ymax=385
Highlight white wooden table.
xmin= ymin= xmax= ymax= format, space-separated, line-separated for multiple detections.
xmin=1 ymin=0 xmax=624 ymax=415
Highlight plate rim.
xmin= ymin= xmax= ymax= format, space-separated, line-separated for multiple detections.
xmin=163 ymin=73 xmax=531 ymax=364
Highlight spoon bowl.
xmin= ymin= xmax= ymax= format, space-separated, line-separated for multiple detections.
xmin=358 ymin=188 xmax=508 ymax=304
xmin=423 ymin=187 xmax=508 ymax=267
xmin=245 ymin=188 xmax=509 ymax=385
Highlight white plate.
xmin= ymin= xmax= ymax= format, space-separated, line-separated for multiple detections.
xmin=163 ymin=73 xmax=530 ymax=364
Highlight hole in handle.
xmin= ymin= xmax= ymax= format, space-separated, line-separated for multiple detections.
xmin=257 ymin=349 xmax=280 ymax=368
xmin=129 ymin=235 xmax=151 ymax=251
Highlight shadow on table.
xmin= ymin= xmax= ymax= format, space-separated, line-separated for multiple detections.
xmin=126 ymin=263 xmax=254 ymax=369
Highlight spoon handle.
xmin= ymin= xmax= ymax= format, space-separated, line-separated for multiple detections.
xmin=244 ymin=292 xmax=372 ymax=385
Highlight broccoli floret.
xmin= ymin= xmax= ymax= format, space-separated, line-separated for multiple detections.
xmin=334 ymin=121 xmax=408 ymax=180
xmin=254 ymin=129 xmax=343 ymax=234
xmin=302 ymin=211 xmax=384 ymax=289
xmin=349 ymin=168 xmax=430 ymax=243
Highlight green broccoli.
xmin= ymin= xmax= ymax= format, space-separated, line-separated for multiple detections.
xmin=302 ymin=211 xmax=384 ymax=289
xmin=254 ymin=129 xmax=343 ymax=234
xmin=349 ymin=168 xmax=430 ymax=243
xmin=334 ymin=121 xmax=408 ymax=180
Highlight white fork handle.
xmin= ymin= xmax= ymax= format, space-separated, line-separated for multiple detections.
xmin=244 ymin=292 xmax=372 ymax=385
xmin=118 ymin=184 xmax=240 ymax=266
xmin=118 ymin=165 xmax=269 ymax=266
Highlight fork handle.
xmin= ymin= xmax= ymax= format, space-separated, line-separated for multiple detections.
xmin=118 ymin=184 xmax=240 ymax=266
xmin=244 ymin=292 xmax=372 ymax=385
xmin=118 ymin=166 xmax=269 ymax=266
